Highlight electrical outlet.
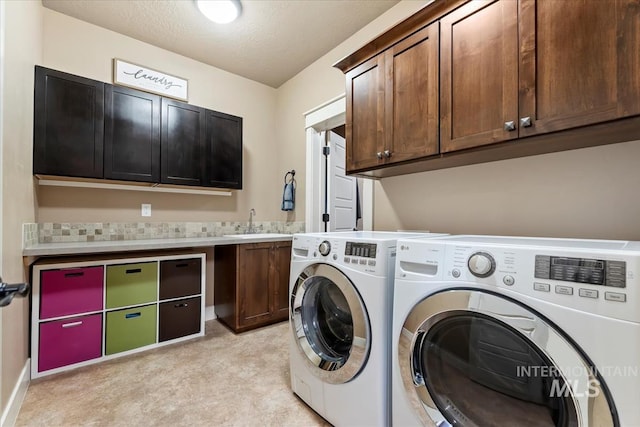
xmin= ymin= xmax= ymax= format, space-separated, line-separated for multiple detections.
xmin=141 ymin=204 xmax=152 ymax=217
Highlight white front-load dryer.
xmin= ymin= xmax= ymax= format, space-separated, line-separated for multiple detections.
xmin=289 ymin=231 xmax=446 ymax=426
xmin=392 ymin=235 xmax=640 ymax=427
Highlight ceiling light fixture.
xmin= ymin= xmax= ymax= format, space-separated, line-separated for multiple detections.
xmin=196 ymin=0 xmax=242 ymax=24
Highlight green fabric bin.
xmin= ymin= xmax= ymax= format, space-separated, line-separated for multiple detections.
xmin=105 ymin=304 xmax=157 ymax=355
xmin=106 ymin=262 xmax=157 ymax=308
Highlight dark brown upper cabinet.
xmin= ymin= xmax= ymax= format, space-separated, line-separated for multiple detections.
xmin=104 ymin=84 xmax=161 ymax=182
xmin=344 ymin=23 xmax=439 ymax=173
xmin=160 ymin=98 xmax=206 ymax=186
xmin=517 ymin=0 xmax=640 ymax=137
xmin=34 ymin=66 xmax=243 ymax=190
xmin=205 ymin=110 xmax=243 ymax=189
xmin=33 ymin=66 xmax=104 ymax=178
xmin=441 ymin=0 xmax=640 ymax=152
xmin=335 ymin=0 xmax=640 ymax=178
xmin=440 ymin=0 xmax=518 ymax=153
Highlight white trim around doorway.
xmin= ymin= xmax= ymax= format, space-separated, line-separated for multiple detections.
xmin=304 ymin=95 xmax=373 ymax=233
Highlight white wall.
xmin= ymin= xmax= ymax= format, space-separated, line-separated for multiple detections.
xmin=1 ymin=0 xmax=41 ymax=418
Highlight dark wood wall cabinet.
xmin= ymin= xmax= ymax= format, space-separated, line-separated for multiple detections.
xmin=34 ymin=66 xmax=243 ymax=190
xmin=213 ymin=241 xmax=291 ymax=333
xmin=334 ymin=0 xmax=640 ymax=178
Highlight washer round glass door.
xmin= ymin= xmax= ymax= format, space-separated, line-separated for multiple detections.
xmin=290 ymin=263 xmax=370 ymax=384
xmin=399 ymin=289 xmax=617 ymax=427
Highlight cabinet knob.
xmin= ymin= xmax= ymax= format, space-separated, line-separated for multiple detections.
xmin=520 ymin=117 xmax=532 ymax=128
xmin=384 ymin=150 xmax=392 ymax=158
xmin=504 ymin=121 xmax=516 ymax=132
xmin=376 ymin=152 xmax=383 ymax=159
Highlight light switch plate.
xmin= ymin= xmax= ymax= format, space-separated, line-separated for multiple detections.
xmin=141 ymin=204 xmax=151 ymax=217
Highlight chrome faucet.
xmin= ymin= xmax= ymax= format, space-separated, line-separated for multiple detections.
xmin=247 ymin=208 xmax=256 ymax=234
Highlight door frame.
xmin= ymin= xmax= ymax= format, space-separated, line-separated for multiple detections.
xmin=0 ymin=0 xmax=5 ymax=414
xmin=304 ymin=95 xmax=373 ymax=232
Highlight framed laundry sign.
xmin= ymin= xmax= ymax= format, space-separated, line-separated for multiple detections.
xmin=113 ymin=59 xmax=188 ymax=101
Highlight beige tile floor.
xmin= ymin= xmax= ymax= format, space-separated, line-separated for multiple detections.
xmin=17 ymin=320 xmax=329 ymax=426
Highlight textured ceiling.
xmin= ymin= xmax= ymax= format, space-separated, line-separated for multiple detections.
xmin=41 ymin=0 xmax=400 ymax=88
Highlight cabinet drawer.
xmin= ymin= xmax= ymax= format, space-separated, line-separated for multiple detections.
xmin=105 ymin=304 xmax=157 ymax=355
xmin=159 ymin=258 xmax=201 ymax=300
xmin=158 ymin=296 xmax=201 ymax=342
xmin=105 ymin=262 xmax=157 ymax=308
xmin=38 ymin=314 xmax=102 ymax=372
xmin=40 ymin=266 xmax=104 ymax=319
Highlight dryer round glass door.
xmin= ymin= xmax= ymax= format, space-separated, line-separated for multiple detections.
xmin=290 ymin=263 xmax=370 ymax=384
xmin=398 ymin=289 xmax=617 ymax=427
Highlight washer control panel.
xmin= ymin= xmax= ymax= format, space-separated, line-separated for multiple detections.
xmin=534 ymin=255 xmax=626 ymax=288
xmin=345 ymin=242 xmax=377 ymax=258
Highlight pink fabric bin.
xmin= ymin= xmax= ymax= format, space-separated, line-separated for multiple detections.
xmin=38 ymin=314 xmax=103 ymax=372
xmin=40 ymin=266 xmax=104 ymax=319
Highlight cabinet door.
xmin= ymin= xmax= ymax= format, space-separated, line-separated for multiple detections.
xmin=385 ymin=23 xmax=439 ymax=163
xmin=204 ymin=110 xmax=243 ymax=189
xmin=519 ymin=0 xmax=640 ymax=137
xmin=161 ymin=98 xmax=205 ymax=186
xmin=33 ymin=66 xmax=104 ymax=178
xmin=345 ymin=55 xmax=386 ymax=172
xmin=270 ymin=241 xmax=292 ymax=321
xmin=237 ymin=243 xmax=273 ymax=328
xmin=440 ymin=0 xmax=519 ymax=153
xmin=104 ymin=85 xmax=160 ymax=182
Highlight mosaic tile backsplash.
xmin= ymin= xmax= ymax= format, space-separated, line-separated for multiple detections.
xmin=23 ymin=221 xmax=305 ymax=245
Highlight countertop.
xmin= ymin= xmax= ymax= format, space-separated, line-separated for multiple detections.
xmin=23 ymin=234 xmax=294 ymax=257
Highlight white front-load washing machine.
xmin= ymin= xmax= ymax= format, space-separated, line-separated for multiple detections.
xmin=392 ymin=235 xmax=640 ymax=427
xmin=289 ymin=231 xmax=446 ymax=426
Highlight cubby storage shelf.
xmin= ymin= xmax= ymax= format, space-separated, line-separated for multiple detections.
xmin=30 ymin=252 xmax=205 ymax=379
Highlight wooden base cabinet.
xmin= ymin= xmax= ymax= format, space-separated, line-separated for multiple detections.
xmin=214 ymin=241 xmax=292 ymax=333
xmin=31 ymin=253 xmax=205 ymax=379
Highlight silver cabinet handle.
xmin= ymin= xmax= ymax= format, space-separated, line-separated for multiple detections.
xmin=376 ymin=152 xmax=383 ymax=159
xmin=62 ymin=321 xmax=83 ymax=328
xmin=384 ymin=150 xmax=391 ymax=158
xmin=504 ymin=121 xmax=516 ymax=131
xmin=520 ymin=117 xmax=532 ymax=127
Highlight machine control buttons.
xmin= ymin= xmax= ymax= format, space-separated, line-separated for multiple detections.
xmin=452 ymin=269 xmax=461 ymax=278
xmin=503 ymin=275 xmax=515 ymax=286
xmin=344 ymin=257 xmax=350 ymax=263
xmin=555 ymin=285 xmax=574 ymax=295
xmin=468 ymin=252 xmax=496 ymax=278
xmin=359 ymin=259 xmax=367 ymax=265
xmin=605 ymin=292 xmax=627 ymax=302
xmin=579 ymin=289 xmax=599 ymax=299
xmin=534 ymin=282 xmax=551 ymax=292
xmin=318 ymin=241 xmax=331 ymax=256
xmin=351 ymin=258 xmax=358 ymax=264
xmin=333 ymin=254 xmax=338 ymax=261
xmin=368 ymin=260 xmax=376 ymax=266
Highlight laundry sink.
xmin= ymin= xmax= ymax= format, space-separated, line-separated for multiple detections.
xmin=223 ymin=233 xmax=291 ymax=239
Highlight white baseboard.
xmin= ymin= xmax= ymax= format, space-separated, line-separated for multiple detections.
xmin=205 ymin=305 xmax=217 ymax=321
xmin=1 ymin=358 xmax=30 ymax=427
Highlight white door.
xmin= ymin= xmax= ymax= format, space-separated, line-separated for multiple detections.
xmin=328 ymin=130 xmax=358 ymax=232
